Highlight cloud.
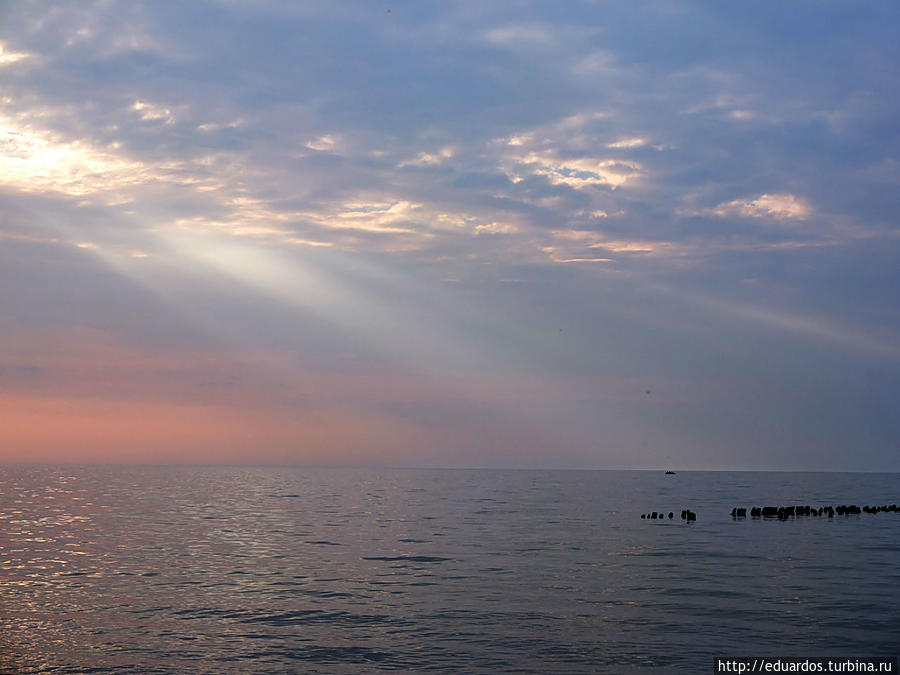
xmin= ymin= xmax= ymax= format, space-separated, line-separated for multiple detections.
xmin=487 ymin=111 xmax=644 ymax=198
xmin=305 ymin=134 xmax=339 ymax=152
xmin=542 ymin=248 xmax=613 ymax=264
xmin=0 ymin=112 xmax=153 ymax=199
xmin=549 ymin=228 xmax=683 ymax=260
xmin=0 ymin=42 xmax=30 ymax=66
xmin=523 ymin=153 xmax=642 ymax=189
xmin=484 ymin=25 xmax=556 ymax=47
xmin=711 ymin=193 xmax=813 ymax=220
xmin=607 ymin=137 xmax=647 ymax=149
xmin=473 ymin=221 xmax=518 ymax=235
xmin=399 ymin=147 xmax=454 ymax=167
xmin=131 ymin=100 xmax=175 ymax=124
xmin=326 ymin=199 xmax=423 ymax=233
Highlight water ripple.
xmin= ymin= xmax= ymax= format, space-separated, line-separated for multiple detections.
xmin=1 ymin=467 xmax=898 ymax=673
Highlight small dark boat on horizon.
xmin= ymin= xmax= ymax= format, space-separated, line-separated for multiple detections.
xmin=665 ymin=470 xmax=676 ymax=475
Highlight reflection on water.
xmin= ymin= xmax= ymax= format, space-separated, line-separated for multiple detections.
xmin=1 ymin=467 xmax=898 ymax=673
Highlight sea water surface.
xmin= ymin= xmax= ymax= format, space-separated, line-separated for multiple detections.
xmin=1 ymin=467 xmax=898 ymax=673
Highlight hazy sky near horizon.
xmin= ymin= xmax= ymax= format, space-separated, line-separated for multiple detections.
xmin=2 ymin=1 xmax=899 ymax=470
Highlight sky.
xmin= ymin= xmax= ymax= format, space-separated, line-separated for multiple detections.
xmin=1 ymin=1 xmax=899 ymax=470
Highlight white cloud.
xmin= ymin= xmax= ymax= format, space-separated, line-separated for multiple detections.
xmin=131 ymin=100 xmax=174 ymax=124
xmin=518 ymin=151 xmax=642 ymax=189
xmin=474 ymin=221 xmax=518 ymax=235
xmin=542 ymin=246 xmax=613 ymax=264
xmin=331 ymin=199 xmax=422 ymax=232
xmin=492 ymin=112 xmax=641 ymax=189
xmin=712 ymin=193 xmax=812 ymax=220
xmin=305 ymin=134 xmax=338 ymax=152
xmin=399 ymin=147 xmax=454 ymax=167
xmin=0 ymin=42 xmax=30 ymax=66
xmin=607 ymin=137 xmax=646 ymax=149
xmin=201 ymin=197 xmax=433 ymax=245
xmin=0 ymin=113 xmax=152 ymax=198
xmin=197 ymin=119 xmax=244 ymax=133
xmin=550 ymin=229 xmax=668 ymax=256
xmin=505 ymin=134 xmax=532 ymax=147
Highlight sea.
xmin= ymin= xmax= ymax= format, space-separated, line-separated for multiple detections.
xmin=1 ymin=467 xmax=897 ymax=673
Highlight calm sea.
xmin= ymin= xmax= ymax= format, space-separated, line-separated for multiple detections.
xmin=1 ymin=467 xmax=898 ymax=673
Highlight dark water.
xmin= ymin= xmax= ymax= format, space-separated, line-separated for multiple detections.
xmin=1 ymin=467 xmax=898 ymax=673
